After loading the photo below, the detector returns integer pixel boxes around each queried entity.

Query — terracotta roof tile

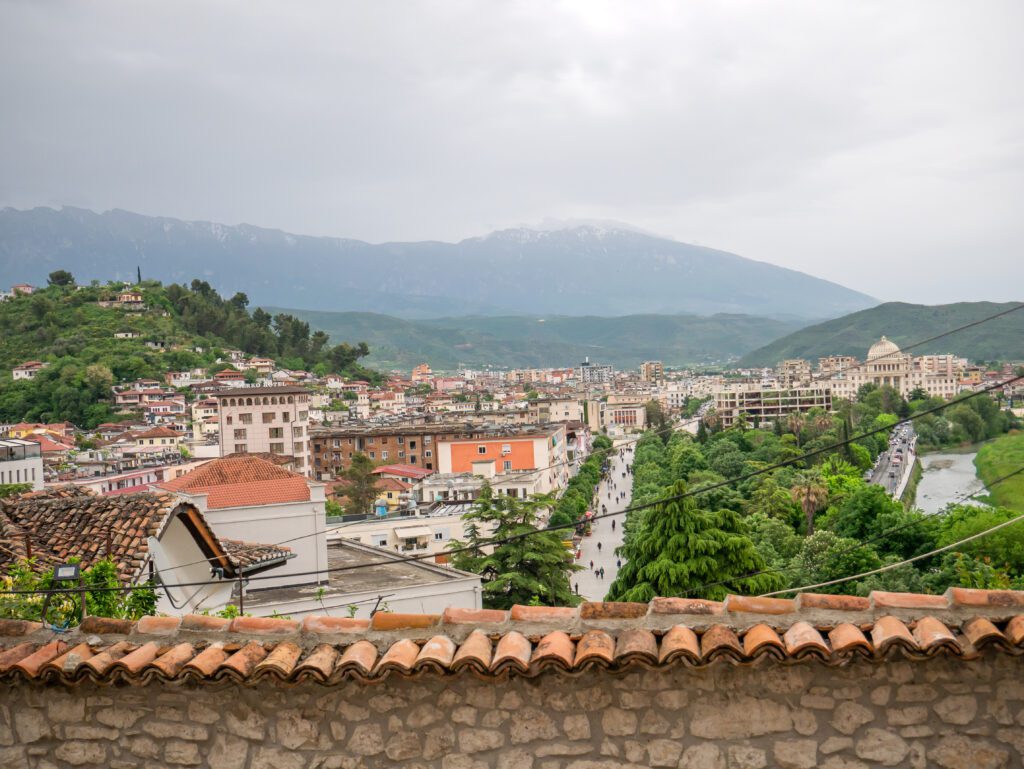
[782,622,830,659]
[872,591,947,610]
[533,631,575,670]
[725,595,795,615]
[451,630,492,673]
[650,596,724,615]
[797,593,870,611]
[159,455,311,509]
[5,590,1024,685]
[743,623,785,658]
[575,630,615,667]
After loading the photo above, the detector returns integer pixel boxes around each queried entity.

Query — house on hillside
[0,487,292,615]
[11,361,48,381]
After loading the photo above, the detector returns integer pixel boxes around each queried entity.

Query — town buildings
[575,357,614,384]
[212,385,312,477]
[11,361,47,381]
[823,337,963,401]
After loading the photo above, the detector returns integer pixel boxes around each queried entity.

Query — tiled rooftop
[159,455,311,509]
[2,589,1024,685]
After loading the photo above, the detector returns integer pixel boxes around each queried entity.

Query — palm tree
[785,413,806,446]
[790,470,829,535]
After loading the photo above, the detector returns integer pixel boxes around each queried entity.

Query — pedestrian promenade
[575,442,632,601]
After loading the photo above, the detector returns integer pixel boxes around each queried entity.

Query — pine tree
[605,480,783,601]
[338,452,379,516]
[449,485,581,608]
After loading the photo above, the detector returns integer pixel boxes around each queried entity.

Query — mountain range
[0,206,876,320]
[738,301,1024,367]
[261,309,811,369]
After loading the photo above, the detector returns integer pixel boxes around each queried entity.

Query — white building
[575,358,614,385]
[160,455,328,590]
[213,385,312,476]
[12,361,48,381]
[826,337,962,402]
[0,439,44,489]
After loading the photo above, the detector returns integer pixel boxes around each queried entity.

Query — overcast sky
[1,1,1021,303]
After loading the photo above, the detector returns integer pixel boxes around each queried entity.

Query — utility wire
[2,374,1019,598]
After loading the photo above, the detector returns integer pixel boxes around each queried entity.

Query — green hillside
[0,279,374,427]
[263,307,810,369]
[737,302,1024,368]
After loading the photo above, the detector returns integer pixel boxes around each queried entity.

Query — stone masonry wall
[2,654,1023,769]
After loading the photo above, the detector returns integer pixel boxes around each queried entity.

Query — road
[869,424,916,497]
[574,442,633,601]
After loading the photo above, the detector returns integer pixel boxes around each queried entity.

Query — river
[914,449,986,515]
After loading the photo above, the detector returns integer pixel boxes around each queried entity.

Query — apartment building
[575,357,614,384]
[713,384,833,428]
[436,423,568,494]
[639,361,665,382]
[213,385,312,477]
[311,423,478,480]
[0,438,44,490]
[777,359,812,386]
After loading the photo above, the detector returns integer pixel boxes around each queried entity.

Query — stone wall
[2,653,1022,769]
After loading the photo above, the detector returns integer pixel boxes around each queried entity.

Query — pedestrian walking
[590,560,594,570]
[597,542,602,552]
[575,583,579,594]
[611,520,615,531]
[600,567,605,579]
[616,559,621,569]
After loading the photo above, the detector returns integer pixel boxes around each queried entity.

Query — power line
[2,373,1018,598]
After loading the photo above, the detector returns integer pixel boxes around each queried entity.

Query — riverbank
[975,431,1024,512]
[913,447,986,515]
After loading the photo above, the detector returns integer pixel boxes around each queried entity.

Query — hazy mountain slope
[264,307,810,369]
[0,207,876,319]
[737,302,1024,367]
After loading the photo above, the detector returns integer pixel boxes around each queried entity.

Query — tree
[605,480,783,602]
[449,486,581,608]
[645,399,669,435]
[47,270,75,287]
[789,470,829,535]
[338,453,379,516]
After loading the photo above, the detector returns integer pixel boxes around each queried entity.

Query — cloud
[1,0,1021,303]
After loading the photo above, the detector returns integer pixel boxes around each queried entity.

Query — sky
[1,1,1022,304]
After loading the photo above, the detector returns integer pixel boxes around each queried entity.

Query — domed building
[826,336,962,401]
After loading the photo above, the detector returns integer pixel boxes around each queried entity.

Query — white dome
[867,336,902,361]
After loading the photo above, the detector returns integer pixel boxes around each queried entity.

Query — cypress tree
[605,480,783,602]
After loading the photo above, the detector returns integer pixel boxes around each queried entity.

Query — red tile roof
[159,455,311,509]
[377,478,411,492]
[3,589,1024,684]
[372,463,434,480]
[132,426,180,439]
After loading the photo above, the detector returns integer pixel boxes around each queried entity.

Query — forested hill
[737,301,1024,367]
[0,279,375,427]
[262,307,811,369]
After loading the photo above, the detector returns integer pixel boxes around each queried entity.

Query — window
[425,462,432,470]
[239,413,253,424]
[269,443,284,454]
[368,437,375,445]
[424,435,432,443]
[501,444,512,455]
[381,451,389,460]
[434,532,444,541]
[504,460,512,471]
[298,411,308,420]
[397,436,404,445]
[376,538,387,547]
[263,413,275,423]
[234,444,247,453]
[293,426,304,437]
[409,441,416,449]
[226,416,233,425]
[333,439,340,448]
[269,428,283,439]
[398,451,405,459]
[369,452,376,459]
[478,445,487,454]
[424,450,432,457]
[281,412,289,422]
[233,429,247,440]
[410,455,417,464]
